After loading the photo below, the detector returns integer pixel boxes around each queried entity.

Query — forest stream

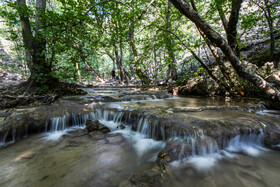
[1,88,280,187]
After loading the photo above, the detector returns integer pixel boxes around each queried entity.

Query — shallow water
[0,128,163,187]
[0,90,280,186]
[166,151,280,187]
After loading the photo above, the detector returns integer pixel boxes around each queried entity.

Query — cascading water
[44,112,95,141]
[170,129,267,171]
[135,116,165,140]
[0,125,17,147]
[1,92,280,187]
[226,129,265,157]
[42,108,167,159]
[0,104,271,171]
[0,131,8,147]
[169,129,223,171]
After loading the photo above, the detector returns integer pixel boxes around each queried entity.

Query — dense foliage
[0,0,279,97]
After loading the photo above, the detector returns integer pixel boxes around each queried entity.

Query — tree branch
[138,0,155,20]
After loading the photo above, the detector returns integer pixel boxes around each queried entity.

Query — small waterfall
[168,128,220,157]
[94,109,121,122]
[189,130,219,156]
[44,109,127,136]
[46,113,93,132]
[44,113,95,141]
[12,126,16,142]
[170,129,224,171]
[135,117,165,140]
[151,95,157,99]
[0,128,18,148]
[170,129,267,171]
[226,129,265,157]
[0,131,8,147]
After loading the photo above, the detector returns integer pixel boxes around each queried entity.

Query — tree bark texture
[226,0,242,57]
[17,0,52,87]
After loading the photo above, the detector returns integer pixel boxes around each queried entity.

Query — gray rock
[266,71,280,89]
[85,119,111,133]
[117,124,126,129]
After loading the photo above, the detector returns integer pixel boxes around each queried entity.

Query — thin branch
[138,0,155,20]
[152,24,230,91]
[55,0,131,42]
[85,0,131,15]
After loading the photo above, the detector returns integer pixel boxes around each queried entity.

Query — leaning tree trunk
[75,43,105,83]
[169,0,280,101]
[191,0,243,95]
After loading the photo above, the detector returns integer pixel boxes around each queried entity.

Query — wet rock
[117,124,126,129]
[119,95,152,101]
[85,119,111,134]
[126,166,167,187]
[0,108,48,143]
[157,140,192,163]
[95,95,118,102]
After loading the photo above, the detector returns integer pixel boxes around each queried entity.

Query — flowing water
[166,151,280,187]
[0,88,280,186]
[0,119,165,186]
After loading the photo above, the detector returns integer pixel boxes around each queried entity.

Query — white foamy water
[43,126,84,141]
[170,131,267,171]
[187,154,220,171]
[43,130,68,141]
[225,132,267,157]
[112,129,165,159]
[99,119,121,131]
[256,110,280,118]
[171,151,234,171]
[226,143,263,157]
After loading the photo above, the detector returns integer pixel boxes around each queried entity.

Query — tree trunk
[213,0,242,57]
[263,0,275,63]
[18,0,54,90]
[226,0,242,57]
[215,0,228,31]
[76,62,81,82]
[76,44,105,83]
[119,37,130,83]
[107,49,129,84]
[166,0,177,81]
[169,0,280,101]
[129,0,135,77]
[82,59,105,83]
[190,0,235,91]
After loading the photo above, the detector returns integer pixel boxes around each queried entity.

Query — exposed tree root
[0,79,86,109]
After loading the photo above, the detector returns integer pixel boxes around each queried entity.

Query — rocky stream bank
[0,88,280,186]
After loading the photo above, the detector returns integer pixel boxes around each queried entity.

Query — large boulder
[85,119,111,133]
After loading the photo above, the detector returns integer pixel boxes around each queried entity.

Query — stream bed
[0,88,280,186]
